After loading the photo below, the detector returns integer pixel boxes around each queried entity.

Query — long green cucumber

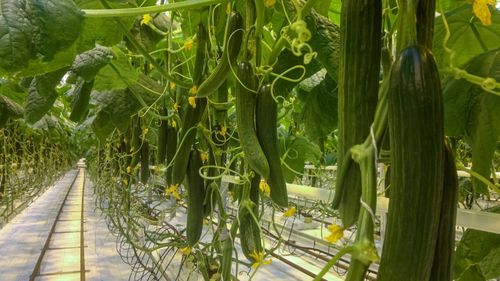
[130,117,142,170]
[186,149,205,246]
[170,23,208,187]
[378,45,445,281]
[238,198,262,261]
[196,12,243,98]
[140,139,150,184]
[429,141,458,281]
[256,84,288,207]
[235,61,269,179]
[165,124,177,186]
[333,0,382,228]
[416,0,436,49]
[157,105,168,164]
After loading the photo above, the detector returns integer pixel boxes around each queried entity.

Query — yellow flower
[141,14,153,26]
[283,206,296,218]
[264,0,276,8]
[200,151,209,163]
[188,96,196,108]
[259,180,271,196]
[189,85,198,95]
[126,166,132,174]
[170,83,176,90]
[173,102,181,112]
[142,128,149,137]
[180,246,191,256]
[171,120,177,128]
[165,184,181,200]
[123,178,129,186]
[219,125,228,136]
[249,251,272,269]
[325,224,344,243]
[184,38,194,50]
[472,0,495,26]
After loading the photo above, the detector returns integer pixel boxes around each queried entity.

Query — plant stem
[313,246,355,281]
[83,0,226,18]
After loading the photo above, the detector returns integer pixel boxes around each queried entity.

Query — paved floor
[0,170,131,281]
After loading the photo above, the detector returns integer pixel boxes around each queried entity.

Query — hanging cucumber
[238,198,262,261]
[256,84,288,207]
[416,0,436,49]
[429,141,458,281]
[157,105,168,164]
[235,61,269,179]
[196,12,243,98]
[333,0,382,228]
[170,23,208,187]
[130,117,142,170]
[186,149,205,246]
[165,124,177,186]
[378,45,445,281]
[140,139,150,184]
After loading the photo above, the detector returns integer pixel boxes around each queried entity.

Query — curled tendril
[481,77,497,91]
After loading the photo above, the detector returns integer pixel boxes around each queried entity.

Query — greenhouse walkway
[0,164,131,281]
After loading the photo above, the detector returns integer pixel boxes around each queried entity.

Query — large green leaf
[280,135,322,182]
[75,0,134,52]
[0,0,84,75]
[296,71,338,142]
[0,95,24,127]
[443,49,500,195]
[24,68,68,124]
[93,47,139,91]
[434,4,500,70]
[90,89,141,141]
[454,207,500,280]
[67,45,114,83]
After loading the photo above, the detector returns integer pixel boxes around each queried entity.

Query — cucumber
[235,61,269,179]
[238,198,262,261]
[170,23,208,187]
[416,0,436,49]
[165,124,177,186]
[429,141,458,281]
[378,45,445,281]
[140,139,150,184]
[130,117,142,170]
[186,149,205,246]
[196,12,243,98]
[333,0,382,228]
[256,84,288,207]
[157,105,168,164]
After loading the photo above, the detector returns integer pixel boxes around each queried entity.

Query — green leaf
[454,207,500,280]
[0,95,24,128]
[296,71,338,142]
[75,0,135,52]
[93,47,139,91]
[456,265,485,281]
[90,89,141,138]
[24,68,68,124]
[443,49,500,195]
[328,0,341,25]
[0,0,84,75]
[479,246,500,279]
[91,112,115,142]
[67,45,114,83]
[314,0,332,17]
[280,135,322,182]
[434,4,500,70]
[69,79,94,123]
